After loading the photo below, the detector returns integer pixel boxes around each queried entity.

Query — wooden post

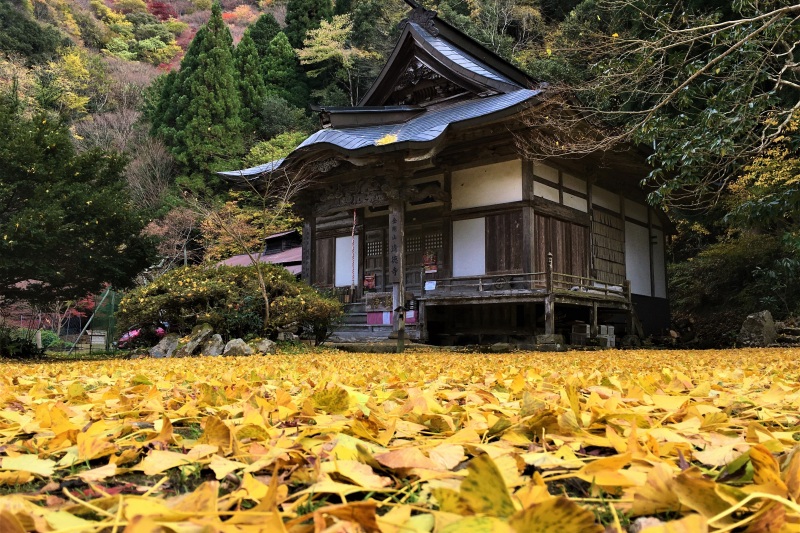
[590,301,598,337]
[545,252,554,335]
[624,279,633,335]
[417,265,427,343]
[301,217,315,284]
[389,199,405,346]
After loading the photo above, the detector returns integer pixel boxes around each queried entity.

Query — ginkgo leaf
[208,455,246,480]
[0,511,25,533]
[671,469,734,524]
[508,496,603,533]
[628,463,680,516]
[575,452,636,487]
[639,513,708,533]
[137,450,192,476]
[77,462,117,483]
[375,448,440,471]
[321,460,392,489]
[1,455,56,477]
[749,444,786,493]
[459,454,516,518]
[440,516,513,533]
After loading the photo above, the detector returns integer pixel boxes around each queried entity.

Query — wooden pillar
[389,199,405,339]
[419,265,428,342]
[590,301,598,337]
[522,160,535,275]
[301,216,315,284]
[545,252,554,335]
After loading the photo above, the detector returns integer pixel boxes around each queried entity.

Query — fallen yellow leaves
[1,348,800,531]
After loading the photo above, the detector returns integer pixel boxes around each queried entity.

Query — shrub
[117,264,342,341]
[0,327,44,359]
[669,232,800,346]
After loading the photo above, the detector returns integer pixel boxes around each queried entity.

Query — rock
[252,338,276,354]
[149,333,179,358]
[175,323,213,357]
[202,334,225,356]
[536,334,564,345]
[223,338,253,356]
[489,342,511,353]
[629,517,663,533]
[738,310,778,347]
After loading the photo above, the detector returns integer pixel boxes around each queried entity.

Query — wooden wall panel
[486,211,523,274]
[592,210,625,285]
[315,237,335,287]
[534,213,589,277]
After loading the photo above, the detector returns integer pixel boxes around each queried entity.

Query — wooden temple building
[221,1,671,345]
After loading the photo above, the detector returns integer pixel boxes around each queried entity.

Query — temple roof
[220,2,543,181]
[219,89,541,180]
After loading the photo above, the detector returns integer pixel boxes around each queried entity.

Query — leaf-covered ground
[1,348,800,532]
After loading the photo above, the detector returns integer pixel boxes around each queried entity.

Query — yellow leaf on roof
[375,133,398,146]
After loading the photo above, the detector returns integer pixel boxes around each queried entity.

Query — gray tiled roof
[409,22,520,88]
[220,89,539,178]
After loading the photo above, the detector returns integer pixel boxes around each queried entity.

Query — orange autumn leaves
[1,349,800,531]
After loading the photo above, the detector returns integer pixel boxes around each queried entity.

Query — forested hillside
[1,0,798,345]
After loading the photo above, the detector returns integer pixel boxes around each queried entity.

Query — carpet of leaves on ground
[1,348,800,532]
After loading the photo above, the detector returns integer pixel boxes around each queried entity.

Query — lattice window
[425,232,443,250]
[407,235,422,253]
[366,240,383,257]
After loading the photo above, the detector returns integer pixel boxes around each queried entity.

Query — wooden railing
[420,253,630,302]
[421,272,547,295]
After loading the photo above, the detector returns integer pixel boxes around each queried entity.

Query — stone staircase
[776,322,800,346]
[328,302,394,343]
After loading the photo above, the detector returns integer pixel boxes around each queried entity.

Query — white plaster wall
[335,235,359,287]
[563,173,587,194]
[453,218,486,276]
[624,198,648,223]
[625,222,651,296]
[451,160,522,210]
[533,182,560,203]
[533,162,559,183]
[592,187,620,212]
[652,228,667,298]
[563,192,587,212]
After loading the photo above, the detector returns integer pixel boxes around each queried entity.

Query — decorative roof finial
[399,6,439,36]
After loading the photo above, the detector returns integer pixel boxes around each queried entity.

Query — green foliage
[262,32,309,110]
[248,12,280,58]
[117,265,342,340]
[0,0,68,64]
[258,94,313,140]
[245,131,308,167]
[669,233,800,345]
[0,327,44,359]
[284,0,333,49]
[234,30,267,136]
[152,3,244,180]
[0,95,154,306]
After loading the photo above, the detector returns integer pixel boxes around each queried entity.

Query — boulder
[202,334,225,356]
[738,310,778,347]
[223,338,253,356]
[252,338,277,354]
[175,323,213,357]
[149,333,179,358]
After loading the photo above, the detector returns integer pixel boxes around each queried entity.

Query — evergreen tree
[151,3,243,186]
[235,30,268,137]
[150,26,208,150]
[179,2,244,175]
[248,13,281,59]
[263,32,309,110]
[0,95,154,305]
[284,0,333,49]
